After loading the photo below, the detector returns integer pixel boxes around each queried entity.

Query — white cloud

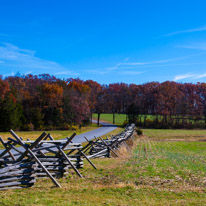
[164,25,206,37]
[179,43,206,51]
[24,71,33,75]
[2,72,15,77]
[193,73,206,79]
[174,74,195,81]
[124,57,130,61]
[0,43,78,76]
[104,58,179,72]
[104,55,194,72]
[174,73,206,81]
[87,54,198,76]
[121,58,179,66]
[105,62,123,72]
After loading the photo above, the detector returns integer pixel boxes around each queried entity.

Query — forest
[1,73,206,131]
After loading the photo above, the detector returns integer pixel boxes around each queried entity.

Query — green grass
[0,182,205,206]
[143,129,206,141]
[93,113,127,126]
[93,113,206,128]
[121,139,206,187]
[0,129,206,205]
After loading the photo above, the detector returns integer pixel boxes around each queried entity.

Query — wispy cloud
[87,54,202,76]
[179,43,206,51]
[105,62,123,72]
[24,71,33,75]
[102,54,199,73]
[2,71,33,77]
[104,57,179,72]
[174,74,195,81]
[193,73,206,79]
[2,72,15,77]
[124,57,130,61]
[121,58,180,66]
[164,25,206,37]
[0,43,78,77]
[174,73,206,81]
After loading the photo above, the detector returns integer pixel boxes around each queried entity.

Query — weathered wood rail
[87,124,135,159]
[0,124,135,190]
[0,131,88,189]
[0,159,36,190]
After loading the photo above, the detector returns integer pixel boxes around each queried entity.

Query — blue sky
[1,0,206,84]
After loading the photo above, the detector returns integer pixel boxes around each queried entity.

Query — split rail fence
[0,124,135,190]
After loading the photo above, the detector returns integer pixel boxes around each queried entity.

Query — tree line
[0,74,206,131]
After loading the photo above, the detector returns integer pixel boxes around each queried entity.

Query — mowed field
[128,137,206,192]
[93,113,127,126]
[0,117,205,205]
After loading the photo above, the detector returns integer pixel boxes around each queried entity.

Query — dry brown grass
[110,133,138,160]
[117,145,129,158]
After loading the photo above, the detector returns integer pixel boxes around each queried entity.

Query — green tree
[0,95,23,131]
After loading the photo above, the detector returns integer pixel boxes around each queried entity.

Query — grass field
[123,138,206,190]
[143,129,206,141]
[0,129,205,205]
[93,113,206,128]
[93,113,127,126]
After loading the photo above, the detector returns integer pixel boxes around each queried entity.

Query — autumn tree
[39,82,63,128]
[85,80,102,122]
[65,78,90,126]
[0,79,23,131]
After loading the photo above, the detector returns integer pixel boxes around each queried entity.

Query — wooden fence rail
[87,124,135,159]
[0,124,135,190]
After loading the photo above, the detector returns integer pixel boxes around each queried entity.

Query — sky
[1,0,206,84]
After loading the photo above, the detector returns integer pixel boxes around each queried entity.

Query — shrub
[123,120,128,127]
[71,125,78,131]
[21,123,34,131]
[60,123,69,130]
[136,128,143,136]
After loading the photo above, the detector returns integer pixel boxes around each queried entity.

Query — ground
[0,128,205,205]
